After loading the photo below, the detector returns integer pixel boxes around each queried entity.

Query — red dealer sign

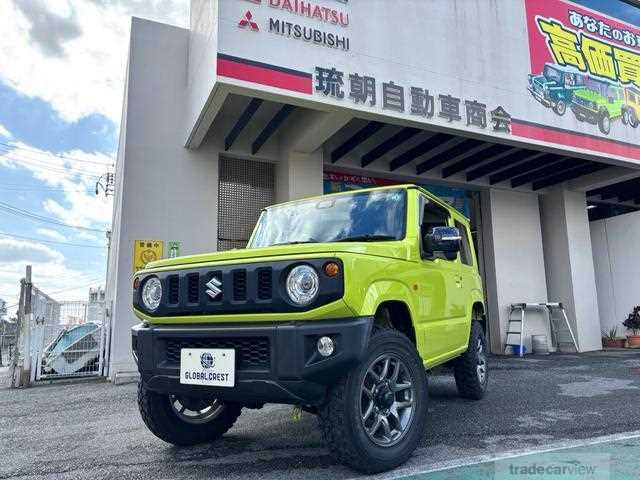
[520,0,640,160]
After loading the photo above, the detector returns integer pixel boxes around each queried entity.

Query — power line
[0,144,111,170]
[0,185,91,193]
[0,142,114,166]
[0,231,106,249]
[0,151,104,179]
[0,200,109,233]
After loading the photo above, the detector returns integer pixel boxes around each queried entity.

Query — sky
[0,0,188,315]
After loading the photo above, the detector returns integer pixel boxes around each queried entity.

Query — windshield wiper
[336,234,397,242]
[273,239,319,246]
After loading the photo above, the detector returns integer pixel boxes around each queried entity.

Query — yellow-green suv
[132,185,488,473]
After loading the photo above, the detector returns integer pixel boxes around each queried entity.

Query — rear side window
[455,220,473,266]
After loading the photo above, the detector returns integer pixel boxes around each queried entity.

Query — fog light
[317,336,335,357]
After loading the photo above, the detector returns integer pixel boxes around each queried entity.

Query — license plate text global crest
[180,348,235,387]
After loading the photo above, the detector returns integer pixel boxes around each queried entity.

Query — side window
[419,196,451,260]
[455,220,473,266]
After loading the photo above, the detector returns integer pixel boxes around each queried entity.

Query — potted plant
[623,306,640,348]
[602,326,626,348]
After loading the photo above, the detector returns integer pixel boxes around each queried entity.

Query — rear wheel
[318,329,428,473]
[454,320,489,400]
[137,382,242,446]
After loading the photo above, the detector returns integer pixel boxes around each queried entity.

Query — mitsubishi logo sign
[238,10,259,31]
[205,277,222,300]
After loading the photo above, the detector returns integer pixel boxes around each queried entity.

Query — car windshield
[543,65,562,83]
[249,189,406,248]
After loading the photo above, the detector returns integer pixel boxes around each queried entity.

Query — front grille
[187,273,199,303]
[134,259,343,316]
[168,275,179,304]
[233,270,247,301]
[165,337,270,369]
[257,268,272,300]
[573,95,590,107]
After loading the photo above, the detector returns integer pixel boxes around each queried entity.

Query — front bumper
[132,316,373,406]
[528,86,552,107]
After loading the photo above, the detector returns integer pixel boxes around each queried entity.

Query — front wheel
[318,329,428,473]
[454,321,489,400]
[553,100,566,116]
[137,382,242,446]
[598,111,611,135]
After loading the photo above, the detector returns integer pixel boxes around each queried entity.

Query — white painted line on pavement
[356,430,640,480]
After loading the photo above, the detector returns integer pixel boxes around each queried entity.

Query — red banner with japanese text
[521,0,640,159]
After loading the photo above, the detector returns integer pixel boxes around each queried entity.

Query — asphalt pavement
[1,350,639,479]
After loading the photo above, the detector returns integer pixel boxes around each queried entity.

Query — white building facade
[106,0,640,380]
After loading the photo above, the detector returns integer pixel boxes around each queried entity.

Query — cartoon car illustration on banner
[527,63,586,116]
[570,77,624,135]
[622,85,640,129]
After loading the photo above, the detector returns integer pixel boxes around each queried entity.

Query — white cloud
[0,238,63,264]
[0,142,113,229]
[36,228,67,241]
[0,239,104,316]
[0,0,188,123]
[0,124,12,138]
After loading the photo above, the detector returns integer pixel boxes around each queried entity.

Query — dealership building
[106,0,640,380]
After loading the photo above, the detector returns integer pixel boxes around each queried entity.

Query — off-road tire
[137,382,242,446]
[454,321,489,400]
[553,100,566,116]
[318,329,428,473]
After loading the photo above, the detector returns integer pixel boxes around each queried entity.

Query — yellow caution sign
[134,240,163,272]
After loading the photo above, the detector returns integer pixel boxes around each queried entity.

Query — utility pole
[11,265,32,388]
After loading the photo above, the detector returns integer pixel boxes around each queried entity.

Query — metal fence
[9,267,108,387]
[31,294,107,381]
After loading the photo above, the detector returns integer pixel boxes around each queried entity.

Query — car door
[416,195,467,362]
[453,219,480,349]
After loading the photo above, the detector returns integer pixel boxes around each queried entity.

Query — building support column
[540,187,601,352]
[276,149,324,203]
[481,189,549,354]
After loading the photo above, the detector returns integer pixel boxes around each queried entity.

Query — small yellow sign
[134,240,163,272]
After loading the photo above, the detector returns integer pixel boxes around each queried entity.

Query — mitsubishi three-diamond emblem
[205,277,222,300]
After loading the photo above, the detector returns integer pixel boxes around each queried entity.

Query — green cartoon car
[571,76,624,134]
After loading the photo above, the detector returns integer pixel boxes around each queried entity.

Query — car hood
[142,241,412,271]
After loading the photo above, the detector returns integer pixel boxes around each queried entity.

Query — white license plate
[179,348,235,387]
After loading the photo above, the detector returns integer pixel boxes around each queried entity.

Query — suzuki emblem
[205,277,222,300]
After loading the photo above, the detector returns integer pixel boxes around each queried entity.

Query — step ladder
[504,302,580,357]
[505,304,525,357]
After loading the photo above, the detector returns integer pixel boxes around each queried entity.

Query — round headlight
[286,265,319,306]
[141,277,162,311]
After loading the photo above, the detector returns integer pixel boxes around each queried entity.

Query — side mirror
[608,96,614,104]
[424,226,461,261]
